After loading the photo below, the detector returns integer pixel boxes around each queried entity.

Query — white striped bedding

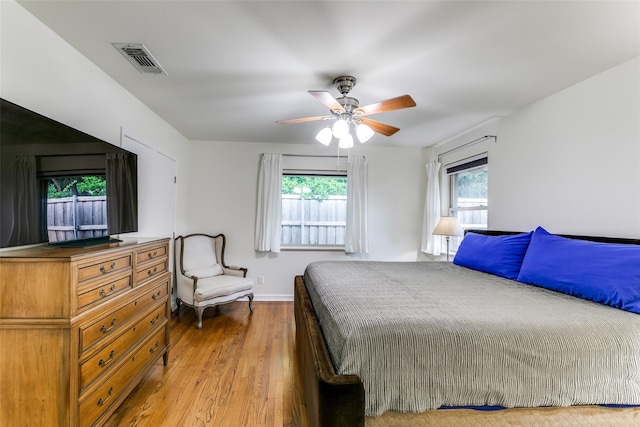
[303,261,640,417]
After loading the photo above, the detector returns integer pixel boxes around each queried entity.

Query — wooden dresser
[0,238,171,427]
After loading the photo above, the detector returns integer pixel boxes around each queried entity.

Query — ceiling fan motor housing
[333,76,357,95]
[336,96,359,113]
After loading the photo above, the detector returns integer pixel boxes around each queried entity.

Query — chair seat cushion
[194,274,254,302]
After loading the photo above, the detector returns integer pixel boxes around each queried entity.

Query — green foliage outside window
[456,169,487,199]
[47,176,107,198]
[282,175,346,202]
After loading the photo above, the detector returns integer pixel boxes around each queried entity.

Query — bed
[293,229,640,427]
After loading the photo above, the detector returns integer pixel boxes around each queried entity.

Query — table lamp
[432,216,464,261]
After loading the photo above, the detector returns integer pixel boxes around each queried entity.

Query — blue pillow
[517,227,640,314]
[453,231,533,280]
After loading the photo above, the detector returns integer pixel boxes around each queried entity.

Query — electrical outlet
[258,275,264,284]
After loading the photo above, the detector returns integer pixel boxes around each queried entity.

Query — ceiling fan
[277,76,416,148]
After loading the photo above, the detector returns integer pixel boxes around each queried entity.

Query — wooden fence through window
[281,195,346,245]
[47,196,108,242]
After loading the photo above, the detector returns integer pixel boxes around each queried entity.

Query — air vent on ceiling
[112,43,167,75]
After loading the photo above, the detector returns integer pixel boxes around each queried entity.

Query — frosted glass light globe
[332,119,349,139]
[315,127,332,146]
[338,133,354,149]
[356,124,374,143]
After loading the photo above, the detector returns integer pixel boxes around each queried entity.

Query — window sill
[281,245,344,252]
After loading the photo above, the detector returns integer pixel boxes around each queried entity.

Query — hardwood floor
[104,301,298,427]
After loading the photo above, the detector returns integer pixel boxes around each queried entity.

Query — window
[281,174,347,247]
[45,175,108,243]
[447,156,488,237]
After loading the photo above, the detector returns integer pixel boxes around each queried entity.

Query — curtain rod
[282,154,357,159]
[437,135,497,158]
[283,169,347,174]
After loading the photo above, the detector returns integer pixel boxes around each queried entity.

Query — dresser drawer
[80,276,169,352]
[135,243,167,265]
[136,258,168,285]
[77,275,133,312]
[78,255,132,283]
[79,328,166,427]
[79,303,167,391]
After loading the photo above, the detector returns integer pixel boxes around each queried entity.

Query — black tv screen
[0,98,138,249]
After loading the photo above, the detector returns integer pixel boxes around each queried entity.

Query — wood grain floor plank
[104,301,297,427]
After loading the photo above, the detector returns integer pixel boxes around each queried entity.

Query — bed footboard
[294,275,365,427]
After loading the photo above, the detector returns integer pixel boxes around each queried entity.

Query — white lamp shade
[356,123,374,143]
[338,133,354,149]
[315,127,333,146]
[332,119,349,138]
[432,216,463,237]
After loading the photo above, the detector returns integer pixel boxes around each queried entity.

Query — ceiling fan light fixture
[356,123,374,143]
[315,127,333,146]
[276,76,416,147]
[338,133,354,149]
[332,118,349,139]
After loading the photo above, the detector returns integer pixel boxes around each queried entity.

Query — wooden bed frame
[293,231,640,427]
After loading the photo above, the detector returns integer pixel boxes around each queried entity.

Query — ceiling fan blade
[361,118,400,136]
[356,94,416,116]
[309,90,345,112]
[276,116,332,125]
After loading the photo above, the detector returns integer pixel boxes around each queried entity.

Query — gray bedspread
[303,261,640,417]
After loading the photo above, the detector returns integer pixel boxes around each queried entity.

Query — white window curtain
[345,155,368,254]
[254,153,282,253]
[421,159,442,254]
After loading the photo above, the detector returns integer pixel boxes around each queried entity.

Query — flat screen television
[0,98,138,249]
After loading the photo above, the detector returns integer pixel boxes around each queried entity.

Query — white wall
[0,0,190,242]
[434,57,640,239]
[185,141,425,299]
[491,57,640,238]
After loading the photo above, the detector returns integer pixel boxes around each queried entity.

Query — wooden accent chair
[175,233,254,328]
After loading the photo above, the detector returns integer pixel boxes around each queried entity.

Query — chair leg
[196,306,204,329]
[248,294,254,313]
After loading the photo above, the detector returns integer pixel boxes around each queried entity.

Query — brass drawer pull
[147,266,158,276]
[99,284,117,298]
[97,387,113,407]
[150,314,160,325]
[151,290,162,301]
[100,262,116,274]
[98,350,116,368]
[100,318,117,334]
[147,250,158,259]
[149,341,160,353]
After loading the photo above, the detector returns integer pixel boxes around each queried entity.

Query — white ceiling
[16,1,640,148]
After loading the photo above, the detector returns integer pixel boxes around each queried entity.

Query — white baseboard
[171,294,293,312]
[253,294,294,302]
